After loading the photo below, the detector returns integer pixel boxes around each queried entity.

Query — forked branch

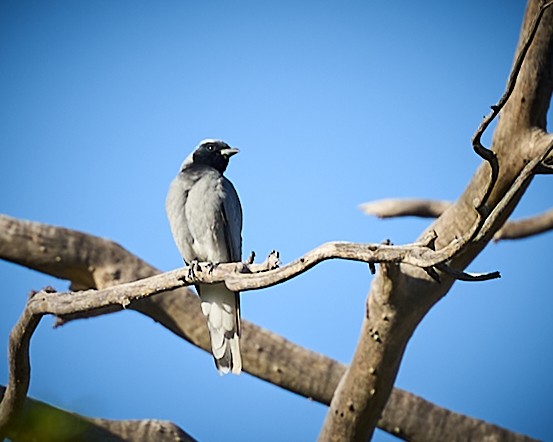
[319,1,553,440]
[0,214,533,442]
[0,231,502,436]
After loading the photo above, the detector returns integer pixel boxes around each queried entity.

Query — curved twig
[474,139,553,243]
[0,306,41,437]
[27,240,498,320]
[436,263,500,282]
[471,0,553,210]
[468,0,553,221]
[226,240,500,291]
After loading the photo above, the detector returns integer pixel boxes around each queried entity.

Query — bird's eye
[207,144,214,151]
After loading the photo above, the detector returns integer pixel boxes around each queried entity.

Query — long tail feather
[199,283,242,375]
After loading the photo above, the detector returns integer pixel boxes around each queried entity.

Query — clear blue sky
[1,1,552,441]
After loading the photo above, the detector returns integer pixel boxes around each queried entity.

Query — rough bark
[379,388,538,442]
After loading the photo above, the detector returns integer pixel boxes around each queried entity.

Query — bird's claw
[206,262,217,274]
[186,259,200,280]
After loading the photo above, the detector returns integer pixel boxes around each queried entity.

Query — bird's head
[182,139,239,174]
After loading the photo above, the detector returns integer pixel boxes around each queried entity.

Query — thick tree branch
[321,138,553,440]
[0,214,532,441]
[379,388,538,442]
[472,0,553,148]
[0,224,502,435]
[472,139,553,244]
[0,386,196,442]
[319,1,553,440]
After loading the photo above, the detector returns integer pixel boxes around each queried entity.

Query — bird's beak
[221,147,239,157]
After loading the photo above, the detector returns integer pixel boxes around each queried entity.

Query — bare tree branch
[379,388,538,442]
[0,386,196,442]
[470,0,553,189]
[359,199,451,219]
[319,0,553,440]
[0,220,503,436]
[320,137,553,440]
[0,214,343,419]
[361,199,553,243]
[494,208,553,240]
[0,214,533,441]
[0,306,40,436]
[473,139,553,244]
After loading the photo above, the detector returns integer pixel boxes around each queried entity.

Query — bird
[166,139,243,375]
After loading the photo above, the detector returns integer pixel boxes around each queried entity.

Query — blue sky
[1,1,552,441]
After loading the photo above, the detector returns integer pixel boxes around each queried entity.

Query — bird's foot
[206,262,218,274]
[186,259,200,280]
[240,250,280,273]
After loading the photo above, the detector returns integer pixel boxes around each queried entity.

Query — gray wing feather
[221,177,242,262]
[166,172,195,262]
[167,168,241,264]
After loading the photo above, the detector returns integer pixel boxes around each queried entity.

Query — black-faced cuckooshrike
[166,139,242,375]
